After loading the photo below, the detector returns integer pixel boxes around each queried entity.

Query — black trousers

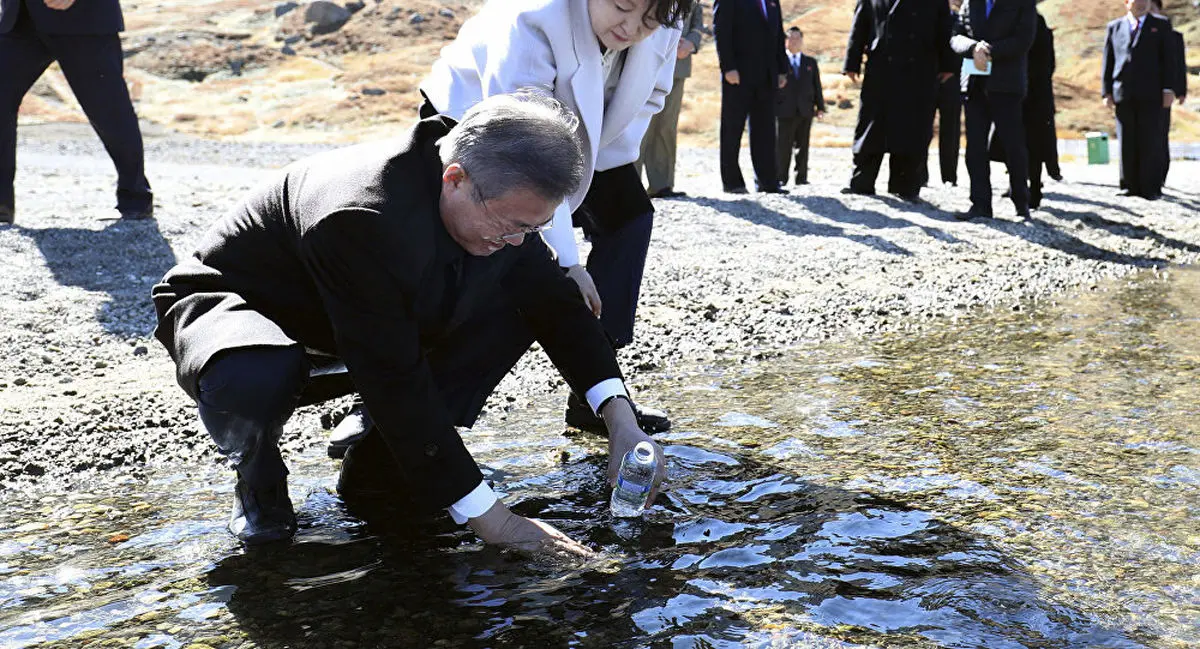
[848,111,924,197]
[1162,107,1172,184]
[719,80,780,192]
[964,89,1029,214]
[584,209,653,349]
[1115,99,1165,198]
[0,10,151,211]
[195,296,534,492]
[935,79,962,184]
[776,115,813,184]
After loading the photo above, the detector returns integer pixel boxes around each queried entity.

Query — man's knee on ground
[197,345,309,424]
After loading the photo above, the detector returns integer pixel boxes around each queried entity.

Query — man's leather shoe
[0,205,13,225]
[724,186,748,195]
[229,475,296,545]
[955,208,992,221]
[649,187,687,199]
[1142,192,1162,201]
[840,186,875,196]
[327,405,373,459]
[1015,207,1031,218]
[1116,189,1136,197]
[564,392,671,434]
[891,191,923,204]
[120,205,154,220]
[760,186,789,194]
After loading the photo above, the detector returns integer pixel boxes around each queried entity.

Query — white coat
[420,0,681,267]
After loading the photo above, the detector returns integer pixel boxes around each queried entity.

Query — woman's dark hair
[646,0,695,29]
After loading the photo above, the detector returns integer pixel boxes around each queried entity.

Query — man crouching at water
[151,93,666,555]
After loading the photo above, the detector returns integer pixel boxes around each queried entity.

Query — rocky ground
[2,121,1199,494]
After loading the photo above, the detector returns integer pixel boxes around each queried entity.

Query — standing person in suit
[152,94,666,551]
[0,0,152,224]
[933,0,964,187]
[951,0,1037,220]
[713,0,789,194]
[325,0,688,449]
[1149,0,1187,184]
[776,27,825,187]
[1102,0,1177,200]
[1023,10,1058,208]
[638,0,705,199]
[842,0,956,202]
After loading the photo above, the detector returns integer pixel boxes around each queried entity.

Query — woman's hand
[565,264,602,317]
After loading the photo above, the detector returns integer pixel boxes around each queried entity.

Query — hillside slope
[15,0,1200,145]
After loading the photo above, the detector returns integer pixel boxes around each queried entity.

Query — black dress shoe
[760,186,789,194]
[724,186,749,194]
[649,188,687,199]
[891,191,924,204]
[0,204,12,225]
[327,405,373,459]
[1048,171,1063,182]
[337,430,405,501]
[1142,192,1162,201]
[840,186,875,196]
[1116,189,1136,197]
[794,179,809,185]
[954,208,992,221]
[119,205,154,220]
[229,475,296,545]
[1015,207,1031,218]
[565,392,671,435]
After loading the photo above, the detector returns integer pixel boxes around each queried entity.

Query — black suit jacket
[1169,28,1187,99]
[0,0,124,35]
[950,0,1037,96]
[777,53,825,118]
[843,0,955,154]
[713,0,788,87]
[1102,14,1177,104]
[152,116,622,510]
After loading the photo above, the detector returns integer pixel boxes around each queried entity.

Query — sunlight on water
[2,268,1199,648]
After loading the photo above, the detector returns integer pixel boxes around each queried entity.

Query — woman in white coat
[419,0,689,433]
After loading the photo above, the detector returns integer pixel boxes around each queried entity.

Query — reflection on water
[3,268,1200,648]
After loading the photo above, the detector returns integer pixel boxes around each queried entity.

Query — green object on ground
[1086,132,1110,165]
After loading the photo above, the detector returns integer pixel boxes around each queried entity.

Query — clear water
[2,267,1199,648]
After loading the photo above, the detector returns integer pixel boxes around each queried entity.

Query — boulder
[304,1,352,35]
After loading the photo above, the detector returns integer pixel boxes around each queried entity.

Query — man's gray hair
[438,92,585,204]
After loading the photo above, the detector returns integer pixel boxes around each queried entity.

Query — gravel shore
[2,122,1198,492]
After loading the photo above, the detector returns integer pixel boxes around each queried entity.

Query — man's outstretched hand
[469,500,594,558]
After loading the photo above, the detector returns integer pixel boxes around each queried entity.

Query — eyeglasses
[481,218,553,245]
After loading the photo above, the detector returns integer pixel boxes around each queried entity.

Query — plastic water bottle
[610,441,658,517]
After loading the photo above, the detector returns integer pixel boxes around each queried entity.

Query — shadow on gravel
[975,214,1169,267]
[15,218,177,337]
[1039,204,1200,256]
[691,196,914,256]
[1040,189,1142,219]
[798,195,965,245]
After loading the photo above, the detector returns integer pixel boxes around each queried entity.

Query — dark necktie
[1130,18,1141,42]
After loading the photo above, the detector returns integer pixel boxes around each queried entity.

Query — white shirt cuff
[585,378,628,416]
[543,201,580,268]
[447,481,498,524]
